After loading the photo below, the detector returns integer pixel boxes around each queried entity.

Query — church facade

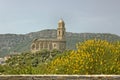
[31,19,66,52]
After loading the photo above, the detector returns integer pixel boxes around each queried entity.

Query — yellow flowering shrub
[46,39,120,74]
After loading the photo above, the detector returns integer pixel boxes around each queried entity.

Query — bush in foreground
[46,39,120,74]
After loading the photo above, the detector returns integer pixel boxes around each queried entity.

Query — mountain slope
[0,29,120,57]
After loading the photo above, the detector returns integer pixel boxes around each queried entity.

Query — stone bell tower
[57,19,66,40]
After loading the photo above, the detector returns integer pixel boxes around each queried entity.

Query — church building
[31,19,66,52]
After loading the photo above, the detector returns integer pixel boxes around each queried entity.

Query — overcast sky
[0,0,120,35]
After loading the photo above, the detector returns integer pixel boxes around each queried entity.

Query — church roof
[33,38,66,42]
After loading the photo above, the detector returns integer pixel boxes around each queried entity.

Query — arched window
[32,44,35,50]
[54,44,56,47]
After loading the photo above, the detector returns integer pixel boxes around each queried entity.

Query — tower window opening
[59,31,60,35]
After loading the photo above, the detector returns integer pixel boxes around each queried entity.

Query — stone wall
[0,75,119,80]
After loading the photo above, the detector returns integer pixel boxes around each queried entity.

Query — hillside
[0,29,120,57]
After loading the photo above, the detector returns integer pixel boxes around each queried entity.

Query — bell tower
[57,19,66,40]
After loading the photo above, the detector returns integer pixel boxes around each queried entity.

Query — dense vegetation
[0,29,120,57]
[46,39,120,74]
[0,39,120,74]
[0,49,61,74]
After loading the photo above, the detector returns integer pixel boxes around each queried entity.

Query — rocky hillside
[0,29,120,57]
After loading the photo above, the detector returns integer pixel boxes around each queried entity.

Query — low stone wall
[0,75,119,80]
